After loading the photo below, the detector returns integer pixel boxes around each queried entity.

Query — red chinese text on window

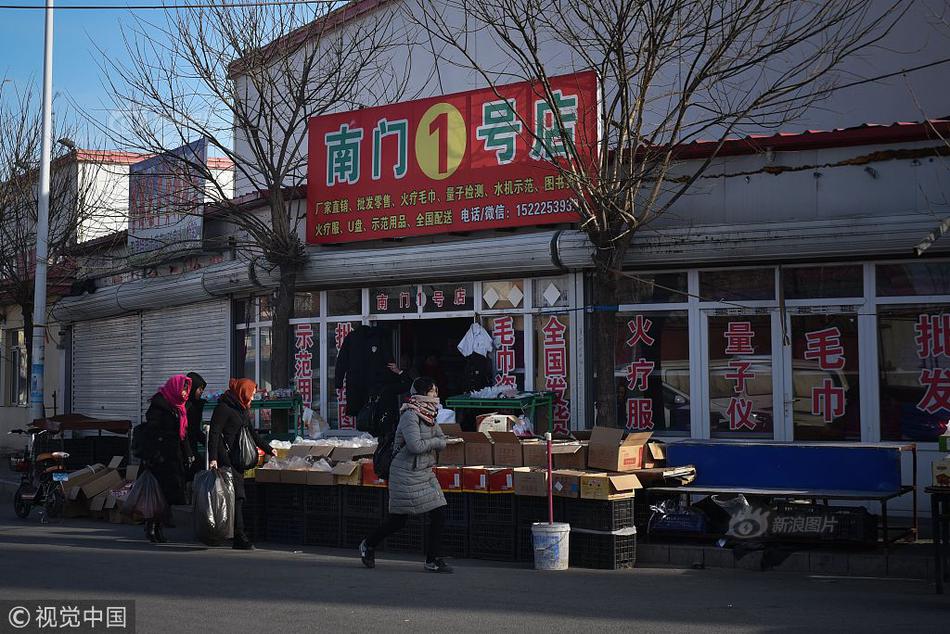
[624,315,656,431]
[918,368,950,415]
[493,316,516,347]
[399,292,412,309]
[811,377,846,423]
[493,316,517,387]
[915,313,950,359]
[433,291,445,308]
[334,322,353,351]
[626,315,655,347]
[724,321,755,355]
[726,397,756,431]
[724,360,754,394]
[625,359,654,391]
[294,324,315,408]
[337,382,355,430]
[376,292,389,312]
[454,287,467,306]
[803,326,846,370]
[626,398,653,432]
[542,316,570,434]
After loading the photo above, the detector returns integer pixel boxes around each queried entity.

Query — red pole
[546,432,553,524]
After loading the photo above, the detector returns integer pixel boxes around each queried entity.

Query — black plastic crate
[304,513,341,547]
[265,512,305,544]
[437,525,469,559]
[469,522,518,561]
[263,484,305,513]
[562,498,635,532]
[385,516,426,553]
[569,531,637,570]
[470,493,516,526]
[517,524,535,562]
[516,496,563,526]
[443,492,469,528]
[93,435,129,463]
[304,486,341,516]
[342,487,385,519]
[342,515,382,549]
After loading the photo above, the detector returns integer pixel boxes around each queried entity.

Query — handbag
[355,395,379,433]
[226,425,259,471]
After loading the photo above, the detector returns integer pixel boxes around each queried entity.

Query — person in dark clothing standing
[142,374,192,543]
[334,325,394,416]
[208,378,274,550]
[373,364,412,438]
[185,372,207,476]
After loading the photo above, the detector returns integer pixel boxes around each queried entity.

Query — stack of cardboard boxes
[255,443,371,487]
[61,456,141,523]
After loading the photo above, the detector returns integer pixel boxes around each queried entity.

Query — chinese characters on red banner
[804,326,846,423]
[335,323,355,429]
[294,324,315,409]
[624,316,655,431]
[493,316,517,387]
[724,321,757,431]
[915,313,950,415]
[541,316,570,434]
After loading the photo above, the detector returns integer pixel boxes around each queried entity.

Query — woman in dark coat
[142,374,192,543]
[208,378,274,550]
[185,372,208,476]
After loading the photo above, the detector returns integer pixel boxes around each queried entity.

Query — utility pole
[30,0,54,423]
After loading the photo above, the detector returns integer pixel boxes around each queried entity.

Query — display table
[204,397,304,437]
[445,392,555,432]
[927,486,950,594]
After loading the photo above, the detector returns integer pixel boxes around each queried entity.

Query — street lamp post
[30,0,54,423]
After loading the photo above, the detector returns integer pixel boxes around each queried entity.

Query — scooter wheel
[43,484,65,522]
[13,484,31,519]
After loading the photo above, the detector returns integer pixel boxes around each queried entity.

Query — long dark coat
[334,325,394,415]
[207,394,271,500]
[143,393,190,507]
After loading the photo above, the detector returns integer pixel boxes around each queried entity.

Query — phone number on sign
[516,198,578,217]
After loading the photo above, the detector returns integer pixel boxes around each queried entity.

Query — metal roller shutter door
[71,315,142,421]
[140,300,230,414]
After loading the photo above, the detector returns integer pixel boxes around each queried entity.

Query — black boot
[145,520,158,543]
[153,523,168,544]
[233,532,255,551]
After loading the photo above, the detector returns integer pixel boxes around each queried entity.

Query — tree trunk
[269,267,297,434]
[592,265,619,428]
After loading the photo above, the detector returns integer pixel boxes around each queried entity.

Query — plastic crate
[343,487,385,519]
[570,530,637,570]
[304,513,341,547]
[443,492,469,528]
[342,515,382,549]
[562,498,635,532]
[470,494,516,526]
[515,496,563,526]
[265,512,305,544]
[469,522,518,561]
[385,516,426,553]
[769,504,878,544]
[93,435,129,463]
[517,524,535,563]
[436,525,469,559]
[263,484,305,513]
[304,486,341,516]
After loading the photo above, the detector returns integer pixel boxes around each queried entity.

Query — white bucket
[531,522,570,571]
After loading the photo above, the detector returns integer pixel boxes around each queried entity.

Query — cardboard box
[460,431,494,466]
[521,440,547,467]
[476,413,518,433]
[255,468,282,483]
[580,472,642,500]
[553,442,588,470]
[434,466,463,492]
[438,424,466,465]
[280,469,311,485]
[80,469,124,500]
[551,469,584,498]
[645,441,666,468]
[490,432,525,467]
[63,464,107,499]
[586,427,651,472]
[331,446,376,462]
[361,460,387,487]
[462,466,514,493]
[124,465,139,481]
[287,444,334,460]
[933,456,950,488]
[513,467,548,497]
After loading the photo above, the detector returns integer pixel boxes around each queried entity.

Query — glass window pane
[327,289,362,316]
[791,314,860,441]
[700,269,775,301]
[233,297,252,325]
[484,315,526,390]
[615,312,690,436]
[293,292,320,319]
[482,280,525,310]
[15,329,27,406]
[784,266,863,299]
[535,314,571,433]
[708,315,774,438]
[370,285,416,314]
[421,283,474,313]
[877,262,950,297]
[260,327,272,393]
[258,295,273,321]
[291,323,319,411]
[535,277,569,308]
[328,322,360,429]
[879,305,950,441]
[235,330,255,382]
[617,272,688,304]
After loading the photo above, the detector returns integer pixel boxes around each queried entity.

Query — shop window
[614,312,690,435]
[534,314,571,433]
[235,329,255,382]
[291,323,319,412]
[879,305,950,442]
[877,262,950,297]
[708,315,774,438]
[483,315,526,390]
[482,280,525,310]
[790,314,860,441]
[328,322,360,429]
[784,266,863,299]
[293,293,320,319]
[535,277,569,309]
[371,285,417,314]
[700,269,775,301]
[233,297,254,325]
[6,330,27,407]
[421,283,474,313]
[258,295,274,321]
[617,272,688,304]
[327,289,362,316]
[259,327,273,393]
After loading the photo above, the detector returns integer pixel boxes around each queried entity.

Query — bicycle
[9,427,70,523]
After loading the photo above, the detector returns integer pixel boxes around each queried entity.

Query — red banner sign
[307,71,598,243]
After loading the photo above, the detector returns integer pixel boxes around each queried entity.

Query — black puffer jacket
[207,393,272,500]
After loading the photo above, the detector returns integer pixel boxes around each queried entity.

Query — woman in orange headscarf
[208,378,275,550]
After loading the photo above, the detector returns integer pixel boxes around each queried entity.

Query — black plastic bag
[192,468,235,546]
[121,469,167,519]
[231,426,259,472]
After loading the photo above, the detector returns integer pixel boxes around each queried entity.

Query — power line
[0,1,339,10]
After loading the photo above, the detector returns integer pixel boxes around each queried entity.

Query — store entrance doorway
[396,317,472,400]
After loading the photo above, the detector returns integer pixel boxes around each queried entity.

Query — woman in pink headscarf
[141,374,192,543]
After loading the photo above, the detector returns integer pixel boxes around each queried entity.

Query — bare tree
[0,81,108,382]
[97,2,408,430]
[414,0,908,427]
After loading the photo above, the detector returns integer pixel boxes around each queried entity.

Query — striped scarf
[401,395,440,426]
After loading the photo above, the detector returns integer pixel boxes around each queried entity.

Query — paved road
[0,508,946,633]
